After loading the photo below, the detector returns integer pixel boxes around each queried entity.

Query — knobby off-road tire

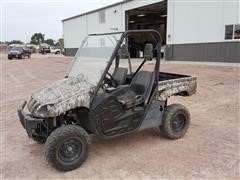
[160,104,190,139]
[44,125,90,171]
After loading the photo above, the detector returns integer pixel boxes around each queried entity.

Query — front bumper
[9,54,20,58]
[17,101,44,137]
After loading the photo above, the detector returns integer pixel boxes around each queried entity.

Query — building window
[234,24,240,39]
[99,10,106,24]
[225,24,240,40]
[225,25,233,40]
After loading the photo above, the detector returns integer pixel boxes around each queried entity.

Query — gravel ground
[0,54,239,179]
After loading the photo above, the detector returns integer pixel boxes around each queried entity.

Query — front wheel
[160,104,190,139]
[44,125,90,171]
[19,54,24,59]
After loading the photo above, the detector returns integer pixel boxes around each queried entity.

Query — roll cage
[90,29,163,103]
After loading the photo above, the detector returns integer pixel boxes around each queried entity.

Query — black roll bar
[91,29,163,103]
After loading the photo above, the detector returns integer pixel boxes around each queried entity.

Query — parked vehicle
[18,30,197,171]
[50,46,61,54]
[39,43,61,54]
[8,46,31,60]
[39,43,50,54]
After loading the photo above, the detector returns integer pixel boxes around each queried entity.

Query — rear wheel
[44,125,90,171]
[160,104,190,139]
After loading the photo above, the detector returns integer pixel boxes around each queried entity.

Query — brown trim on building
[65,48,78,56]
[166,41,240,63]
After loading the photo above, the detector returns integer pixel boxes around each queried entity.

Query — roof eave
[62,0,133,22]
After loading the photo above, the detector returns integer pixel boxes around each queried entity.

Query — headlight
[38,105,48,115]
[38,104,54,116]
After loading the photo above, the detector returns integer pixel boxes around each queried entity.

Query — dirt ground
[0,54,239,179]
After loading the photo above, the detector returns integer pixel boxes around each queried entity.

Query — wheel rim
[171,114,186,132]
[58,137,83,163]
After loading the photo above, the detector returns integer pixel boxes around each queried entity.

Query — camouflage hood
[27,74,94,118]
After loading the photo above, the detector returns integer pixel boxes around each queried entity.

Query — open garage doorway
[125,0,167,58]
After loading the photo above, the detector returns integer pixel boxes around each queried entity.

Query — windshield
[66,33,122,85]
[11,47,23,51]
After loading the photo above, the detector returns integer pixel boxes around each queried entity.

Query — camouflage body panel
[27,74,94,118]
[156,77,197,101]
[27,73,196,118]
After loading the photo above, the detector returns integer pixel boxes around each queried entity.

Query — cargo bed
[157,72,197,100]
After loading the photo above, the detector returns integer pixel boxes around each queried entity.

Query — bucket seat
[116,70,155,109]
[112,43,155,109]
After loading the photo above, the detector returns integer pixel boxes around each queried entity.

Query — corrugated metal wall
[166,42,240,63]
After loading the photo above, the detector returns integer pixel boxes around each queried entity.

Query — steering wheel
[102,72,118,88]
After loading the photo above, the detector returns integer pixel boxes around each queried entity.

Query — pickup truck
[50,46,61,54]
[39,45,61,54]
[18,30,197,171]
[8,46,31,60]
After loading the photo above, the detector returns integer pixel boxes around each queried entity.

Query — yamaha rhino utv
[18,30,197,171]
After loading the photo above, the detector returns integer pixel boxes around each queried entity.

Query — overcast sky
[1,0,122,43]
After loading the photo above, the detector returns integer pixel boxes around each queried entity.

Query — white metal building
[62,0,240,62]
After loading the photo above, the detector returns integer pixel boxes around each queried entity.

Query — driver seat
[112,67,128,86]
[116,70,155,109]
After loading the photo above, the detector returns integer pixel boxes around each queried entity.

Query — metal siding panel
[196,44,202,61]
[166,42,240,63]
[65,48,78,56]
[207,43,216,61]
[65,42,239,62]
[202,43,208,61]
[226,43,232,61]
[190,44,197,61]
[219,43,225,62]
[231,42,240,62]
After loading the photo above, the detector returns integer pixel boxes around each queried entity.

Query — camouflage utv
[18,30,197,171]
